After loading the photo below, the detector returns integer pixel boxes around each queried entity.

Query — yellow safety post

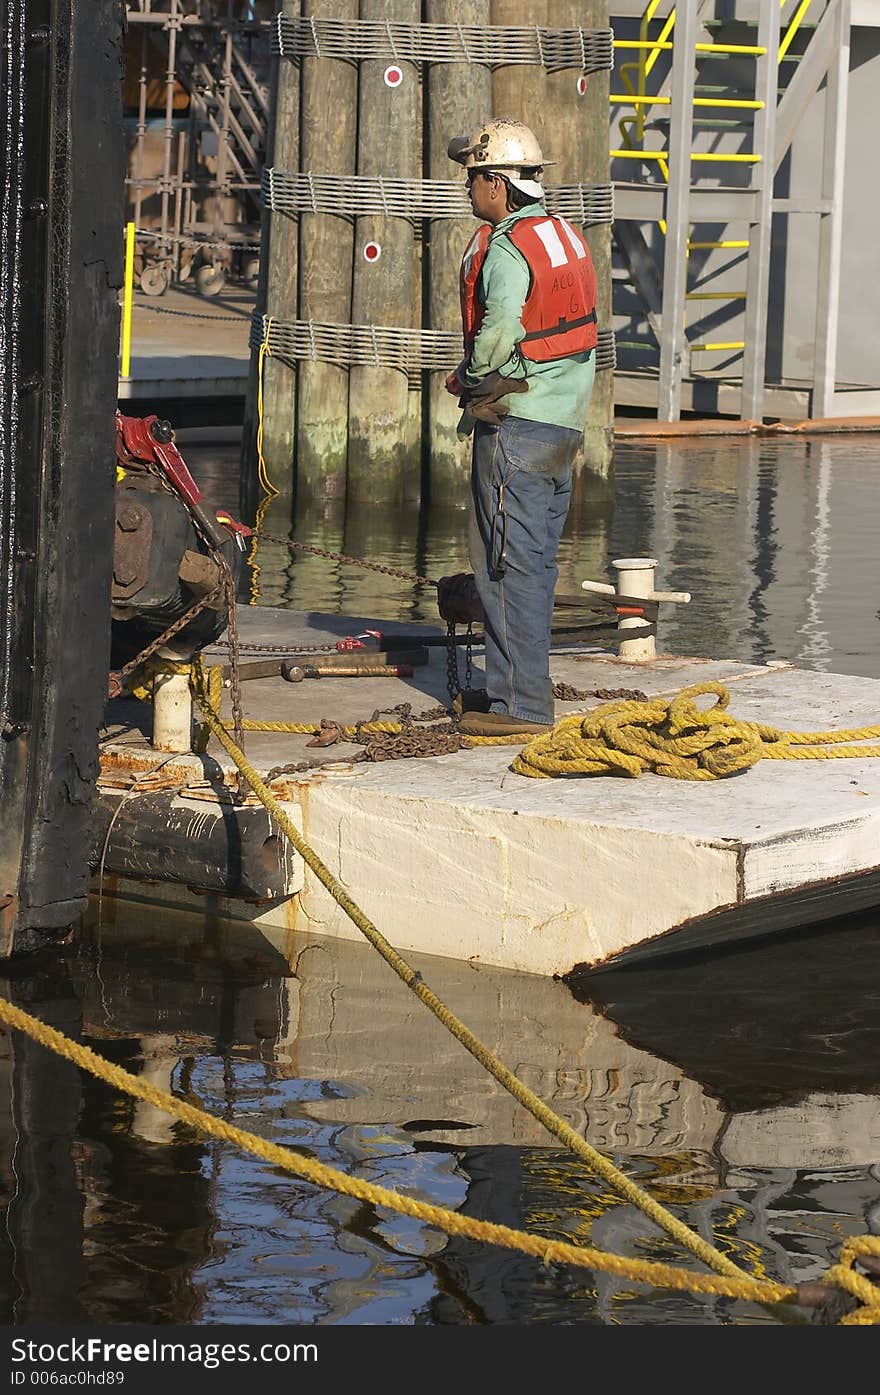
[120,220,135,378]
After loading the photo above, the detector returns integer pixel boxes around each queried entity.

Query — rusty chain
[445,620,461,702]
[361,726,463,761]
[255,530,484,705]
[356,702,464,761]
[119,586,223,683]
[217,553,245,755]
[552,682,649,702]
[256,531,439,588]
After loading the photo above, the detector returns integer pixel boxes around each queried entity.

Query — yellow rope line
[512,682,880,780]
[194,664,533,746]
[256,317,280,499]
[0,990,816,1309]
[188,658,766,1287]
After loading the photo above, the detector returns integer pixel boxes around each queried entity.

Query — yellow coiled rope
[513,681,880,780]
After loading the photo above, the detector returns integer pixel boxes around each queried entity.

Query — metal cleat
[581,558,691,660]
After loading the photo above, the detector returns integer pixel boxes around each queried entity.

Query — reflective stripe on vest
[504,215,598,362]
[458,214,598,362]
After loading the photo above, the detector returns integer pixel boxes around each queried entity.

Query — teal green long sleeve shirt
[459,202,596,437]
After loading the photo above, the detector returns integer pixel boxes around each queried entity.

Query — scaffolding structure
[124,1,274,296]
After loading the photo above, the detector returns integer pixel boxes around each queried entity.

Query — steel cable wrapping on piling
[249,312,616,385]
[262,168,614,224]
[273,15,614,72]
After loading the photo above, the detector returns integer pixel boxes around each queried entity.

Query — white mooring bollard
[581,557,691,661]
[151,644,194,752]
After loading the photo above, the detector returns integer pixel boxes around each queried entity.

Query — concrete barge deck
[93,606,880,978]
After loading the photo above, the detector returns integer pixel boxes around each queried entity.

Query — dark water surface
[2,434,879,1326]
[204,433,879,679]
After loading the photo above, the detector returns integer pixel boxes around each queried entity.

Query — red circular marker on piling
[363,241,382,262]
[576,75,587,96]
[384,65,403,88]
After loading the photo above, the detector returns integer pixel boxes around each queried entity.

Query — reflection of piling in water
[4,981,87,1321]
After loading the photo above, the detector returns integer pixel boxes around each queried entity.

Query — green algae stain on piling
[425,0,492,507]
[347,0,423,508]
[296,0,358,504]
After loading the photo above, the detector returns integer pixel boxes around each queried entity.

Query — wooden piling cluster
[247,0,614,511]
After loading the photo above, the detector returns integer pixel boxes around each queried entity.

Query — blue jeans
[469,417,583,724]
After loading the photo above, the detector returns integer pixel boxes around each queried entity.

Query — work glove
[459,372,528,426]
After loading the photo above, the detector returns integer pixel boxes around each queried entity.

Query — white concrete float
[95,607,880,979]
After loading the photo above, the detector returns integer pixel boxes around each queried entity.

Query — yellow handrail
[779,0,814,60]
[610,150,761,162]
[120,221,136,378]
[612,95,765,110]
[613,40,766,53]
[611,0,818,360]
[690,341,745,352]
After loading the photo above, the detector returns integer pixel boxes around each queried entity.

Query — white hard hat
[447,117,552,199]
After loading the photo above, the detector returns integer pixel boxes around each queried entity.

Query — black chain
[134,304,246,323]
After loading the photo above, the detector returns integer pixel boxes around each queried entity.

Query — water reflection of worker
[446,119,597,738]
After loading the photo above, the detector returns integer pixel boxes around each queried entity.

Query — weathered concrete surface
[96,606,880,977]
[118,285,252,401]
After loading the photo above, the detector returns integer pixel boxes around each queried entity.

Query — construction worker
[446,118,598,737]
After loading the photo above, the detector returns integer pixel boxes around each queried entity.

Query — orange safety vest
[459,214,598,362]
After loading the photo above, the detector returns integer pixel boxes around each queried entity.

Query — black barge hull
[0,1,124,954]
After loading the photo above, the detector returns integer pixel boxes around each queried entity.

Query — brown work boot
[452,687,490,716]
[457,710,551,737]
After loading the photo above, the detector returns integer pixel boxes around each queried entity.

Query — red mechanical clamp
[335,629,383,652]
[215,509,253,552]
[115,411,247,552]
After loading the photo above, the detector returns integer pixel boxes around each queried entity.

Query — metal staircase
[609,0,861,421]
